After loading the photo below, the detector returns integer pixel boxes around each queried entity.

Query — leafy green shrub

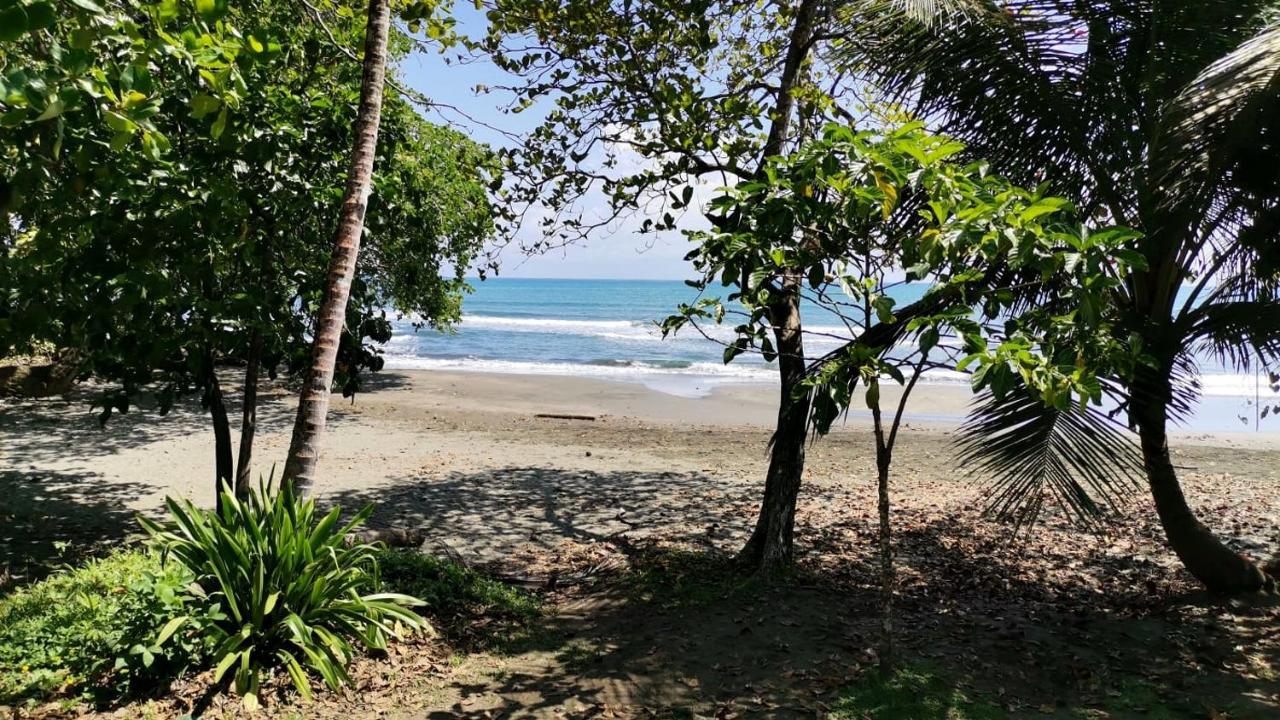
[140,482,427,708]
[0,550,207,704]
[376,549,540,646]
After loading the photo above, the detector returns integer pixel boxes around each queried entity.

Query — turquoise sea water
[381,278,1277,431]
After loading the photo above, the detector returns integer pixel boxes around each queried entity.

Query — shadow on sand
[0,372,414,585]
[326,466,1280,719]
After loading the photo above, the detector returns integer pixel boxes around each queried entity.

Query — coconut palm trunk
[284,0,392,493]
[1132,365,1269,592]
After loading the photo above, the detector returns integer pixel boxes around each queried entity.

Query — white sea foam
[383,313,1272,401]
[440,314,862,346]
[1200,373,1280,398]
[382,348,1270,400]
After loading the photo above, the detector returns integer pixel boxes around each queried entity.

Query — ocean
[381,278,1278,432]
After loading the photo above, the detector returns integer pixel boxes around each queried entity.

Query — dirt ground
[3,371,1279,718]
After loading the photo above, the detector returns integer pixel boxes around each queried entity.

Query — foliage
[664,123,1144,449]
[1,0,497,417]
[375,549,540,647]
[832,0,1280,530]
[139,481,428,708]
[956,389,1144,527]
[480,0,832,248]
[0,550,207,705]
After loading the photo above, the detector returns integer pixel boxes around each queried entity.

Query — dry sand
[1,369,1275,579]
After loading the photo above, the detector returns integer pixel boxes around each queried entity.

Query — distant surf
[379,277,1277,429]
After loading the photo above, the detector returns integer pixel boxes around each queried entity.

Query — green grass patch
[829,663,1006,720]
[0,549,202,705]
[375,549,541,650]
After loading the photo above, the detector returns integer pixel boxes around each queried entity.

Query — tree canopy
[1,0,496,414]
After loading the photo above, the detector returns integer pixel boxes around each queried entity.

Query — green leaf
[34,97,63,121]
[189,93,221,119]
[213,650,239,682]
[24,2,55,30]
[194,0,228,20]
[210,106,228,139]
[919,327,939,354]
[0,6,27,42]
[155,616,189,645]
[69,27,94,50]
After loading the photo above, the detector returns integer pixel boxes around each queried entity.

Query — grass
[829,663,1006,720]
[375,549,542,650]
[0,546,542,709]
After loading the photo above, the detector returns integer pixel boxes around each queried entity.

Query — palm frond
[831,1,1140,218]
[1186,298,1280,371]
[888,0,985,25]
[957,388,1145,528]
[1159,8,1280,217]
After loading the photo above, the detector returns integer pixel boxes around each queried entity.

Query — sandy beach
[4,369,1280,717]
[2,369,1276,579]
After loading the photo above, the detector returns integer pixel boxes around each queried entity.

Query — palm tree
[284,0,393,494]
[832,0,1280,592]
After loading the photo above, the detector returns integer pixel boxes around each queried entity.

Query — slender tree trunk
[283,0,392,493]
[737,276,810,575]
[734,0,822,576]
[1131,375,1269,593]
[234,328,262,496]
[870,389,894,676]
[207,359,233,510]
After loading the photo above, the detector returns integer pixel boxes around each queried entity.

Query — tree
[829,1,1280,592]
[283,0,392,492]
[2,0,495,500]
[482,0,1002,574]
[482,0,852,574]
[668,121,1143,670]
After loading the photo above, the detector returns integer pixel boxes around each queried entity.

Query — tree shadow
[0,368,422,589]
[804,506,1280,719]
[328,466,1280,717]
[0,468,155,587]
[325,466,757,571]
[0,369,412,474]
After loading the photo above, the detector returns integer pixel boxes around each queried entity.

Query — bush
[140,481,428,709]
[0,550,207,705]
[376,549,541,646]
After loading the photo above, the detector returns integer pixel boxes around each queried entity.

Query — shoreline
[381,367,1280,445]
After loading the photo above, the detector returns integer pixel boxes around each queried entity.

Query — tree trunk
[1132,388,1269,593]
[863,370,900,677]
[737,276,810,575]
[283,0,392,493]
[734,0,822,577]
[870,438,890,671]
[207,360,233,510]
[235,328,262,496]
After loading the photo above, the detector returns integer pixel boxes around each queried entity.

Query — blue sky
[398,10,698,280]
